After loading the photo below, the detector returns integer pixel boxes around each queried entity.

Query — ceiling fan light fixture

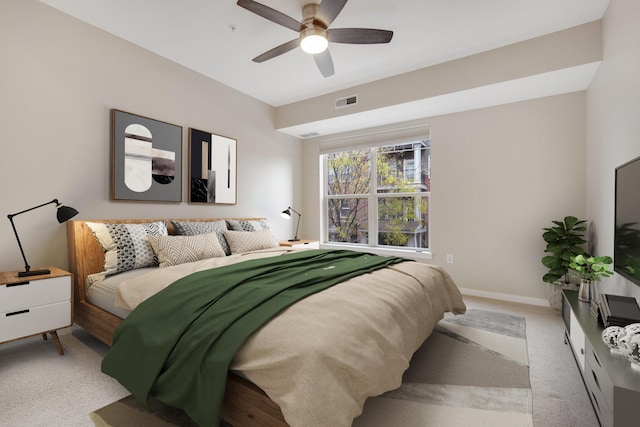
[300,28,328,54]
[238,0,394,77]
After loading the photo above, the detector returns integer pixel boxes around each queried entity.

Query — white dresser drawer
[569,309,586,371]
[0,276,70,313]
[0,301,71,342]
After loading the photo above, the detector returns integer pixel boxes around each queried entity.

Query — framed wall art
[111,109,182,202]
[189,128,237,204]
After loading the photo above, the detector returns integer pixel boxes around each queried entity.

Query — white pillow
[86,221,167,275]
[223,229,278,254]
[148,233,226,268]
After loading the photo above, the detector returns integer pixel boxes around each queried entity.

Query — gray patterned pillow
[223,229,278,254]
[226,219,270,232]
[148,233,226,268]
[171,220,230,255]
[85,221,168,275]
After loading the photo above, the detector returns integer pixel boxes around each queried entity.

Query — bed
[67,217,466,427]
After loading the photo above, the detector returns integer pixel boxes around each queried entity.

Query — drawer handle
[591,370,602,391]
[6,309,30,317]
[6,281,30,287]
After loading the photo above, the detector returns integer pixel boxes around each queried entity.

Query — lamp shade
[57,204,79,223]
[281,208,292,219]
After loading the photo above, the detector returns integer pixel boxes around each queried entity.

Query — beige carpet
[91,308,533,427]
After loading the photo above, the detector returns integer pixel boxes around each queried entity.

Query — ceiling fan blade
[328,28,393,44]
[252,39,300,63]
[314,49,335,77]
[316,0,348,27]
[237,0,301,32]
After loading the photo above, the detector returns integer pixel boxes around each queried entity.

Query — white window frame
[321,142,431,260]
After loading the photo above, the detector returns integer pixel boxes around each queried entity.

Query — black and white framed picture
[111,109,182,202]
[188,128,237,204]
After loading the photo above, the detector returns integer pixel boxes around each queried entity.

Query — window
[323,139,430,251]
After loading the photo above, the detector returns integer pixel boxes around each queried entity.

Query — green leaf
[543,272,562,283]
[564,216,579,229]
[542,256,561,269]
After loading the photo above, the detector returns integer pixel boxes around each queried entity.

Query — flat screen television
[614,155,640,286]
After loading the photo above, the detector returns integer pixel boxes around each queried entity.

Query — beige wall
[586,0,640,300]
[303,93,587,303]
[5,0,635,305]
[0,0,302,272]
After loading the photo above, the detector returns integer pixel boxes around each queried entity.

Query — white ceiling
[38,0,609,106]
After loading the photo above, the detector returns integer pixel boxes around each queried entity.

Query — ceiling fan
[236,0,394,77]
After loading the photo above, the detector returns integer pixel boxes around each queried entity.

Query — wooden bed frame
[67,218,288,427]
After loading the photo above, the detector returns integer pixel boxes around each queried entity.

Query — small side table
[0,267,73,355]
[279,239,320,250]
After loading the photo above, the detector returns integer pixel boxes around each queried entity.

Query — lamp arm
[7,199,58,218]
[8,214,31,273]
[294,212,301,241]
[288,207,301,216]
[6,199,58,274]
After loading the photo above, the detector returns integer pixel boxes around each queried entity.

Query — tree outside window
[324,140,430,250]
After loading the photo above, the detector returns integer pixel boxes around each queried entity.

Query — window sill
[319,242,432,260]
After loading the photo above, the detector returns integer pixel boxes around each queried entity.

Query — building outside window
[323,138,431,251]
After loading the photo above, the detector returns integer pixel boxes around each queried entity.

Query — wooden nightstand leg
[42,333,48,341]
[49,331,64,355]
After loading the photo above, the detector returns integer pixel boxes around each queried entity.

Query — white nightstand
[279,239,320,250]
[0,267,73,355]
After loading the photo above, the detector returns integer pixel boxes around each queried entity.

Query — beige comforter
[115,249,466,427]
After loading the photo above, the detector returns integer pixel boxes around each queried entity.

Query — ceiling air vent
[335,94,358,109]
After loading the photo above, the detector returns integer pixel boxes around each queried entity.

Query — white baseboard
[459,287,549,308]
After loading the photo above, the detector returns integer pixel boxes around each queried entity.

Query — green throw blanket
[101,249,408,426]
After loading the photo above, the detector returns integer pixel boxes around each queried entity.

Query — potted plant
[569,254,613,302]
[542,216,587,284]
[541,216,587,312]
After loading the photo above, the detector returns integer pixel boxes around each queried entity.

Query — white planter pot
[547,282,579,313]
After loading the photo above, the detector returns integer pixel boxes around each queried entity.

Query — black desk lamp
[281,206,301,242]
[7,199,79,277]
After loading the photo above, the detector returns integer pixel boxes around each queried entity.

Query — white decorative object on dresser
[0,267,72,355]
[278,239,319,249]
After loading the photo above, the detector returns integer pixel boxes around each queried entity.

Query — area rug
[90,308,532,427]
[353,308,533,427]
